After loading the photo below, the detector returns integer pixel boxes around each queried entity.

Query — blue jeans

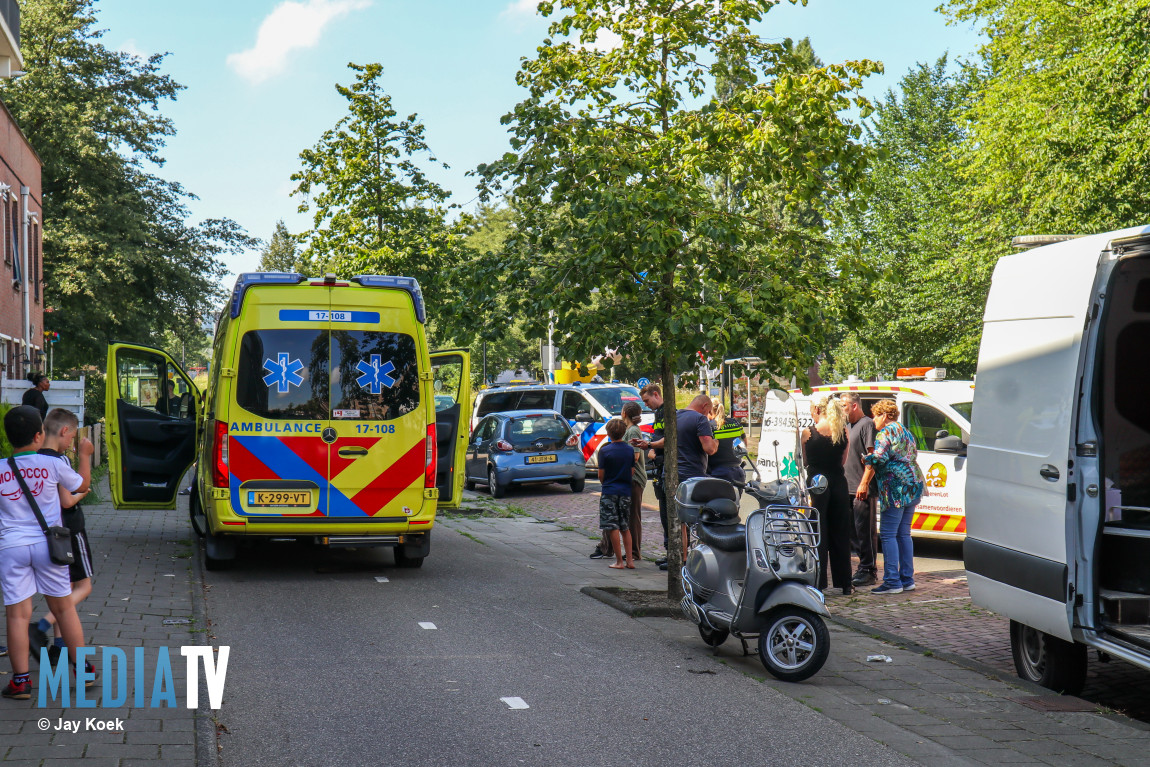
[879,503,916,589]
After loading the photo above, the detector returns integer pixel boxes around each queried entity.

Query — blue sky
[95,0,983,281]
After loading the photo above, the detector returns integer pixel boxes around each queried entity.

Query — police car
[472,383,654,470]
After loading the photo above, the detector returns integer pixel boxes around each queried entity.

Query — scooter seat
[697,523,746,553]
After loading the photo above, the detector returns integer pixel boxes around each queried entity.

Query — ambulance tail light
[425,424,437,488]
[212,420,229,488]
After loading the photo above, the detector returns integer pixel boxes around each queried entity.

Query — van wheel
[465,478,476,491]
[489,467,506,499]
[571,476,585,493]
[1010,620,1087,695]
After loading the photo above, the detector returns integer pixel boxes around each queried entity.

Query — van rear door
[105,343,200,509]
[966,238,1105,640]
[430,350,472,508]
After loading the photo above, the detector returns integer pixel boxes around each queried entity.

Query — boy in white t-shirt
[0,405,93,700]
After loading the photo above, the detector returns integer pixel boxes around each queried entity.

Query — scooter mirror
[808,474,829,495]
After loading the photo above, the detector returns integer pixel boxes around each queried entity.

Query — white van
[776,372,974,539]
[966,226,1150,694]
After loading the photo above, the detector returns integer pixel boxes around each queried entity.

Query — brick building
[0,1,42,382]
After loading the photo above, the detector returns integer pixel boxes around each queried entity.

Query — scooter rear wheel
[758,607,830,682]
[699,624,729,647]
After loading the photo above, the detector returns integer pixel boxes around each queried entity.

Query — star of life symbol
[263,352,305,394]
[356,354,396,394]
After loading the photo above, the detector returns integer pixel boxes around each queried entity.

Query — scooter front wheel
[758,607,830,682]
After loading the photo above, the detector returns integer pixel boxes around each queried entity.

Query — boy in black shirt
[28,409,95,670]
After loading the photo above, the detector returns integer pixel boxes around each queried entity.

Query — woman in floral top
[859,399,925,594]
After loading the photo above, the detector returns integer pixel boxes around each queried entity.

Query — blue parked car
[465,410,586,498]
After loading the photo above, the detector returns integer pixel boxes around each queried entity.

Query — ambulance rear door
[430,349,472,508]
[325,285,429,520]
[105,343,201,509]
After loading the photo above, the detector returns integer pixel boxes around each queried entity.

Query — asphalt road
[201,527,912,767]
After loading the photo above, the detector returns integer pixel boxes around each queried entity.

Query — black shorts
[599,495,630,532]
[68,530,94,583]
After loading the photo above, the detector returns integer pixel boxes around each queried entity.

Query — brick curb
[579,586,682,618]
[190,504,220,767]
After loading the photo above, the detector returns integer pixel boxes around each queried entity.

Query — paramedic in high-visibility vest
[707,397,746,488]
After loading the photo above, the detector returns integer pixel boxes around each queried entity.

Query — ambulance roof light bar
[895,367,946,381]
[350,275,426,323]
[230,272,306,318]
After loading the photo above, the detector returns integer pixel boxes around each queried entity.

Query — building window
[1,197,7,266]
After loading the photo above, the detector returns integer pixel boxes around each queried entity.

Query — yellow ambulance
[104,272,471,569]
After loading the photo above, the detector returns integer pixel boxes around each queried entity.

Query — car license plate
[248,490,312,507]
[526,454,557,464]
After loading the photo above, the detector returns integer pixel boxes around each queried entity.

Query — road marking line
[501,697,529,709]
[419,622,437,630]
[374,576,390,583]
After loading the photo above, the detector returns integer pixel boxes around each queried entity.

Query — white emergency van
[966,226,1150,695]
[767,370,975,539]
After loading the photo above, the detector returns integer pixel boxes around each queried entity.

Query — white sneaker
[903,583,916,592]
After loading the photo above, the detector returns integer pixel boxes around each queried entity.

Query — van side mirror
[934,434,966,454]
[575,412,595,423]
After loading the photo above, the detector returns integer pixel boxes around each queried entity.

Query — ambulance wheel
[188,491,208,538]
[758,607,830,683]
[488,467,506,499]
[203,532,236,572]
[394,548,424,568]
[1010,620,1087,695]
[570,476,585,493]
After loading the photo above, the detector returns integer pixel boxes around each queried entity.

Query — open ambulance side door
[105,343,202,510]
[430,349,471,508]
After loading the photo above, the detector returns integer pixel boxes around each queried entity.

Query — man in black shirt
[21,374,50,419]
[677,394,718,480]
[843,392,879,587]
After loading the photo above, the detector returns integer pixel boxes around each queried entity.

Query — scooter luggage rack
[761,505,820,574]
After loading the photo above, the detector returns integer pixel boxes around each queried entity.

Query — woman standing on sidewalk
[802,396,852,595]
[860,399,925,595]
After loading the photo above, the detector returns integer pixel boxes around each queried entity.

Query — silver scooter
[678,466,831,682]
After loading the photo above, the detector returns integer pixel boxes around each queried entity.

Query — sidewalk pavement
[0,473,200,765]
[447,489,1150,766]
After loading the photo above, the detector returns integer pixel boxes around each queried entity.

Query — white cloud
[500,0,541,20]
[586,27,622,53]
[119,39,149,61]
[228,0,371,84]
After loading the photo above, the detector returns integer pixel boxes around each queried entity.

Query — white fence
[1,375,86,424]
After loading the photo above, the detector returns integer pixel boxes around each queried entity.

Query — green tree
[474,0,878,594]
[935,0,1150,368]
[257,220,303,273]
[826,57,977,381]
[0,0,253,368]
[292,63,460,310]
[451,204,540,383]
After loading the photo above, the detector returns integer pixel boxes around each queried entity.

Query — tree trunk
[661,355,683,601]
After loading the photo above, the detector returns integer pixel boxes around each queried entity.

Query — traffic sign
[636,377,650,388]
